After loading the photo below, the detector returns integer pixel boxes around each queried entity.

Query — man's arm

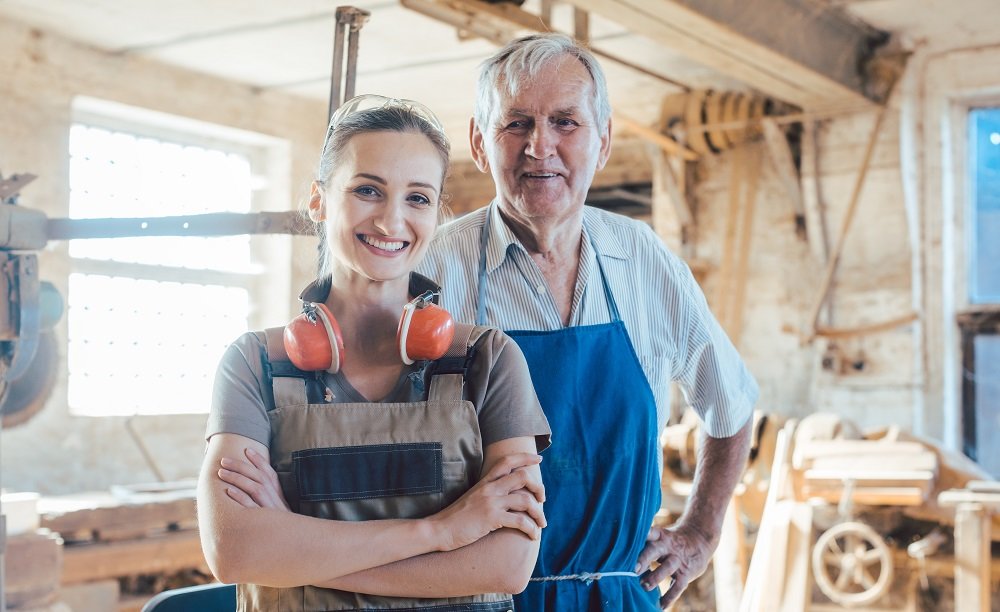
[635,417,752,609]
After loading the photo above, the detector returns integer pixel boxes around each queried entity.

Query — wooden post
[954,502,991,612]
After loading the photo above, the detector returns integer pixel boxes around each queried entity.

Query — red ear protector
[283,290,454,373]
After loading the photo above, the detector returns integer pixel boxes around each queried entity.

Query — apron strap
[260,327,326,409]
[427,323,490,403]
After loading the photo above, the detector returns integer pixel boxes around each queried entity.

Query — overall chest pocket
[293,442,456,522]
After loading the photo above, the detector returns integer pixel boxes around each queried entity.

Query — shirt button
[535,284,545,295]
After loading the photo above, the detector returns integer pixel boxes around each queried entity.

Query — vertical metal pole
[328,19,346,122]
[344,25,361,102]
[328,7,371,122]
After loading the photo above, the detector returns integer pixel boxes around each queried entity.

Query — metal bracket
[4,254,40,383]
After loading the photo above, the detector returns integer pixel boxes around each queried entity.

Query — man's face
[472,55,612,228]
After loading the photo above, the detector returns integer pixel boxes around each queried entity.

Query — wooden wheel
[812,521,893,608]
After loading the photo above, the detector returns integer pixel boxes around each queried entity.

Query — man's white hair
[474,33,611,132]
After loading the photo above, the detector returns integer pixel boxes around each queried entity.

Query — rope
[529,571,640,586]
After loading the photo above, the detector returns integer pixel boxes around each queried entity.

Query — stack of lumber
[791,439,938,506]
[36,480,208,587]
[3,492,64,611]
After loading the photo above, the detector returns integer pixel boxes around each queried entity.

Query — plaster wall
[0,16,327,494]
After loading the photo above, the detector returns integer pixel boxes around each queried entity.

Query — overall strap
[426,323,491,403]
[259,327,327,409]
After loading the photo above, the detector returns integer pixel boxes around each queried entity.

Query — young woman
[197,95,551,611]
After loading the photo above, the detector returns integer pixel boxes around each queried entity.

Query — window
[968,108,1000,304]
[67,99,290,416]
[960,107,1000,477]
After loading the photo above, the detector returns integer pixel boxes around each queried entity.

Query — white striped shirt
[418,202,758,438]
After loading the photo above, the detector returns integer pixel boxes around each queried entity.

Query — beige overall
[238,323,515,612]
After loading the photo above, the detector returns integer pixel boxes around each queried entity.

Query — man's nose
[525,124,557,159]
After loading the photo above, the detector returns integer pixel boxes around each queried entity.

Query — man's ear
[596,116,613,171]
[308,181,326,222]
[470,117,490,174]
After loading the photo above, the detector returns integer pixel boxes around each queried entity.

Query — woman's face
[316,130,445,284]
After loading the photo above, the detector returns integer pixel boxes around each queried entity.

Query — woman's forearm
[198,436,445,587]
[315,527,539,597]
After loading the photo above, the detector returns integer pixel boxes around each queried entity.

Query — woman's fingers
[224,485,259,508]
[499,509,542,540]
[483,452,541,481]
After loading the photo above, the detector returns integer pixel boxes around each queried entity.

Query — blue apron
[476,212,662,611]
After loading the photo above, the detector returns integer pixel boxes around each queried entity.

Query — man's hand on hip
[634,523,714,609]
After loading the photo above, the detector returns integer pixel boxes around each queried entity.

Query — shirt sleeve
[465,328,552,452]
[665,247,759,438]
[205,332,272,446]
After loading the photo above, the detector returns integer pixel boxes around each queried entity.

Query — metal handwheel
[812,521,893,608]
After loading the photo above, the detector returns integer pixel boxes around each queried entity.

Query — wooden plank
[616,113,699,161]
[804,468,935,483]
[38,492,197,538]
[953,503,991,612]
[807,453,938,473]
[761,118,806,239]
[779,503,813,612]
[939,490,1000,511]
[60,530,208,585]
[565,0,886,109]
[801,486,926,506]
[728,147,762,347]
[6,530,62,609]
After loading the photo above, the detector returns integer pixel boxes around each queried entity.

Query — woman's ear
[308,181,326,222]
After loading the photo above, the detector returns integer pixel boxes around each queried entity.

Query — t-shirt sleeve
[466,329,552,452]
[205,332,272,446]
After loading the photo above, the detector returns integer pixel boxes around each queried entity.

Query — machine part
[5,254,39,382]
[812,521,893,608]
[1,330,58,428]
[906,528,947,590]
[0,203,47,250]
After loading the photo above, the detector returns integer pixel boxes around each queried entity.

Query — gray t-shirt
[206,326,551,452]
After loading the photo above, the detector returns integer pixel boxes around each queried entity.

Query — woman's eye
[354,186,380,197]
[408,193,432,206]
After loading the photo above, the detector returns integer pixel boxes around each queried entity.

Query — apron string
[529,571,640,586]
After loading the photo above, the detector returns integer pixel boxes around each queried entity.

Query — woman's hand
[428,452,546,551]
[218,447,291,512]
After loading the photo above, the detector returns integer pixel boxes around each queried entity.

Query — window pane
[67,274,248,416]
[969,108,1000,304]
[68,124,253,273]
[973,334,1000,478]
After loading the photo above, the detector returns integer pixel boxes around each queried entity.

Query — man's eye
[505,120,528,130]
[556,118,578,128]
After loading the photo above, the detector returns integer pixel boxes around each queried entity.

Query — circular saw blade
[1,331,59,428]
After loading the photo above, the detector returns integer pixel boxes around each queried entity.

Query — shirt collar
[485,202,633,273]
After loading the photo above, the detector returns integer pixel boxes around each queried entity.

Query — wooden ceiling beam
[564,0,891,110]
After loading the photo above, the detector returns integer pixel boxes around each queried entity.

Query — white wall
[0,16,326,494]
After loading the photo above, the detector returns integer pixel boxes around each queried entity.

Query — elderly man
[418,33,759,610]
